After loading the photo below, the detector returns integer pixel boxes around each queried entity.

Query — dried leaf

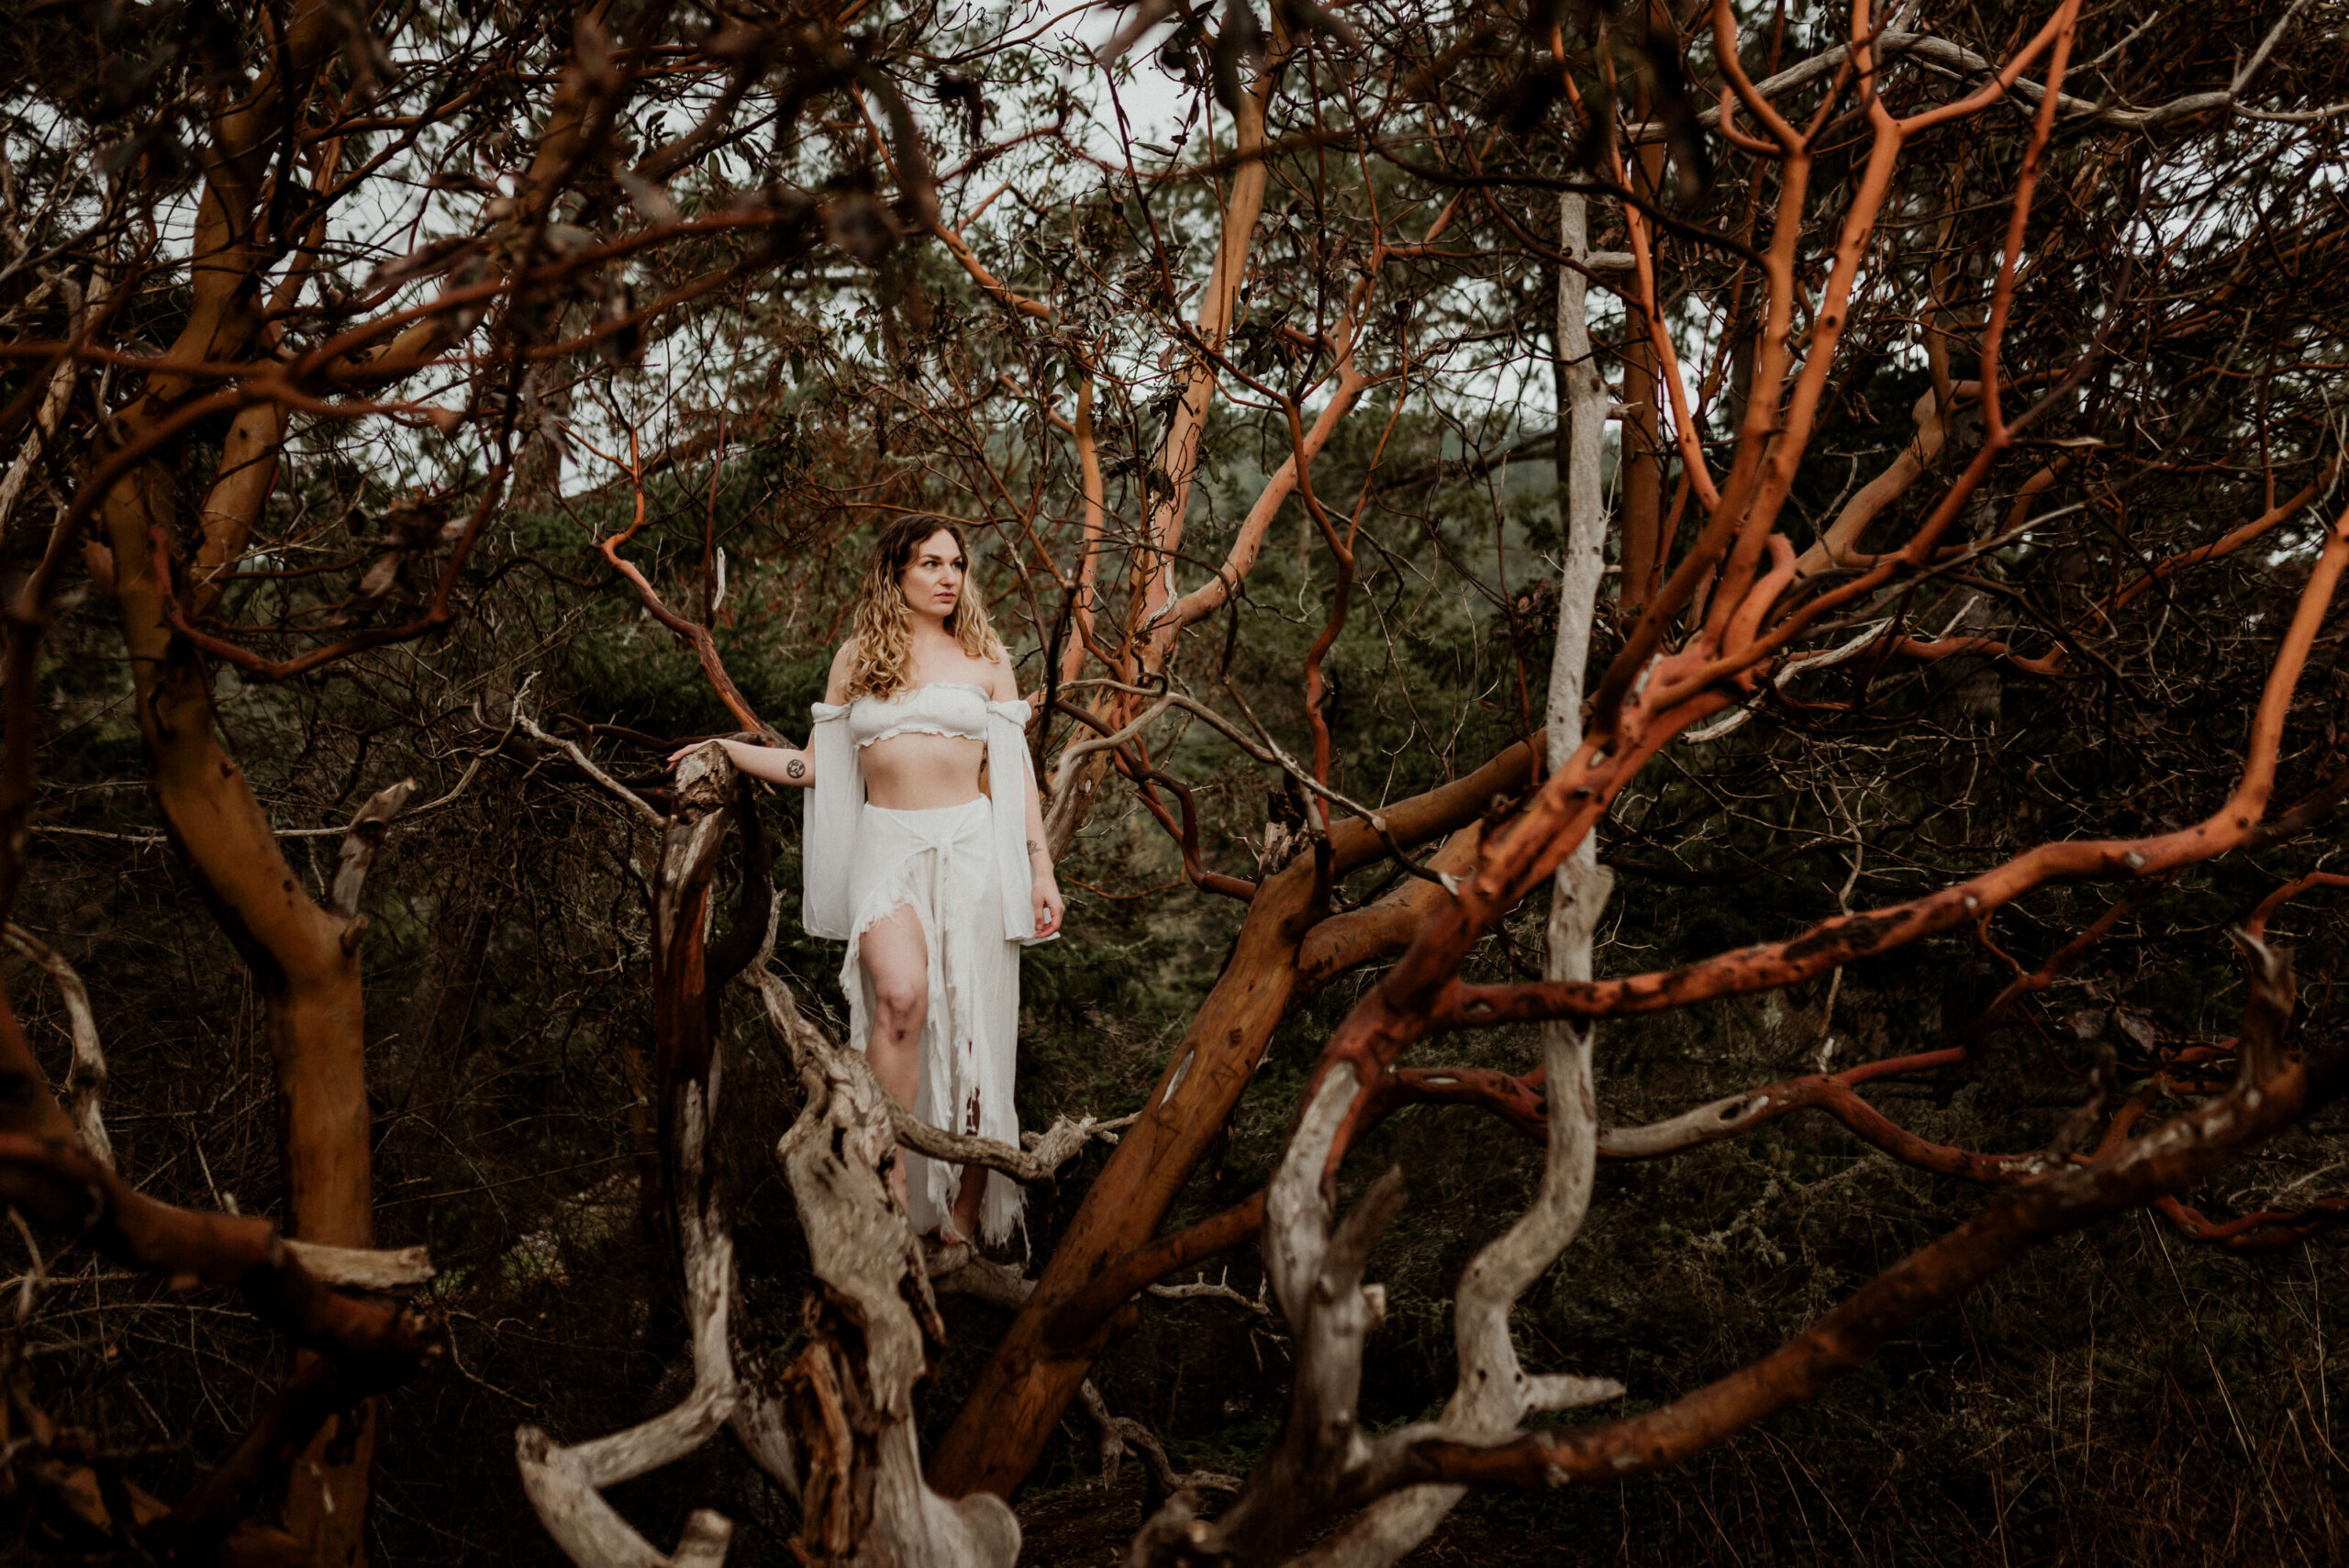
[355,553,400,603]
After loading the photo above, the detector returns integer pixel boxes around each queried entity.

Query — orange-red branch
[1371,1041,2343,1254]
[578,428,773,739]
[1364,1048,2045,1182]
[1364,1065,1550,1143]
[1385,945,2326,1496]
[1043,1194,1268,1350]
[0,1133,430,1373]
[152,466,511,682]
[1052,698,1257,901]
[2108,465,2337,617]
[2245,871,2349,940]
[1436,495,2348,1036]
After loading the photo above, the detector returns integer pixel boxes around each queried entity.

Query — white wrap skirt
[843,795,1023,1243]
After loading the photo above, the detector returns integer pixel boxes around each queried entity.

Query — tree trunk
[100,471,388,1562]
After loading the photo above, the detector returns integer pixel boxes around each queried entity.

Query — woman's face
[897,529,965,624]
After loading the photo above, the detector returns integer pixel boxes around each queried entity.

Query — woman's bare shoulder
[982,655,1020,703]
[823,639,859,704]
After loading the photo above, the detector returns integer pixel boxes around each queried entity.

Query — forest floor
[1015,1476,1571,1566]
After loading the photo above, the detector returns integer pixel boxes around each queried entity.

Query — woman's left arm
[1001,666,1064,939]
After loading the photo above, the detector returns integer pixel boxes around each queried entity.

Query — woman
[677,517,1063,1246]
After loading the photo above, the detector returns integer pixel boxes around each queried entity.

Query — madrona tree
[0,0,2345,1561]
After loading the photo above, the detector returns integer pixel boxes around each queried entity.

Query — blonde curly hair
[841,516,1006,701]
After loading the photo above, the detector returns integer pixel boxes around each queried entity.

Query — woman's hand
[1032,869,1065,939]
[667,737,733,770]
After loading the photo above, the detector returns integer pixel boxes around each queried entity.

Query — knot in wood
[670,761,733,819]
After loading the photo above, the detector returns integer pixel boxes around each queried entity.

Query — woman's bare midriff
[861,730,986,810]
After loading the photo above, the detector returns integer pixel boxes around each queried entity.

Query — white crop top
[802,683,1052,947]
[846,680,991,751]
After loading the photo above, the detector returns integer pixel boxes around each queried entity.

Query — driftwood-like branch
[521,743,759,1568]
[927,1241,1037,1310]
[282,1240,439,1289]
[517,1137,740,1568]
[1288,240,1627,1563]
[518,706,666,829]
[1152,331,1629,1561]
[0,1133,431,1366]
[883,1085,1115,1184]
[1129,1077,1411,1566]
[749,962,1019,1566]
[1078,1379,1241,1496]
[1147,1270,1272,1318]
[2,923,109,1165]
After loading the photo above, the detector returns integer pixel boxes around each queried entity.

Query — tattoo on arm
[786,758,806,780]
[1027,839,1043,856]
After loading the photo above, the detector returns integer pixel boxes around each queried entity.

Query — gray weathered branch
[518,1079,740,1568]
[1126,1075,1419,1566]
[1131,195,1627,1567]
[927,1240,1038,1310]
[750,962,1020,1566]
[2,922,109,1166]
[518,707,666,829]
[282,1240,438,1289]
[886,1092,1111,1184]
[1266,183,1628,1568]
[520,745,757,1567]
[1080,1378,1242,1496]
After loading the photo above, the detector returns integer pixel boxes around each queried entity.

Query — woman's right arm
[717,738,815,786]
[664,735,816,785]
[667,643,857,786]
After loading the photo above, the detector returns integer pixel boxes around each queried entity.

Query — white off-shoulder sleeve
[803,703,860,940]
[985,699,1048,945]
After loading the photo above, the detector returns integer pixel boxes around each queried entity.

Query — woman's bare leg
[951,1162,986,1244]
[859,907,928,1210]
